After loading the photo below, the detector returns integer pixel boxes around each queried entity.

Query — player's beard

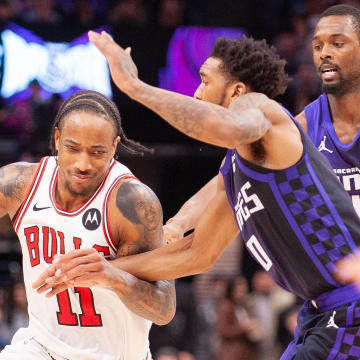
[322,70,360,97]
[64,179,94,198]
[322,72,346,95]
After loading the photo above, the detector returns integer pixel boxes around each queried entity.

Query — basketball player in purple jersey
[34,30,360,358]
[165,4,360,245]
[296,4,360,217]
[308,4,360,296]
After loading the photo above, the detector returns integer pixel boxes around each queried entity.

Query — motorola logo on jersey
[82,208,101,231]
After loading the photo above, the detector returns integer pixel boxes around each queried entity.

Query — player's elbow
[152,280,176,326]
[153,297,176,326]
[232,109,271,147]
[154,308,176,326]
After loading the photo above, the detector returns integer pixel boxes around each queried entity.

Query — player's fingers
[45,283,70,297]
[125,47,131,55]
[57,251,102,272]
[88,30,100,45]
[89,31,109,53]
[336,260,356,283]
[46,261,102,285]
[32,249,97,288]
[101,31,114,42]
[89,30,124,56]
[36,282,53,294]
[164,233,175,244]
[32,264,57,288]
[53,248,97,265]
[45,275,95,297]
[165,237,173,244]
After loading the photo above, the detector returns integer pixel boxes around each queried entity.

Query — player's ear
[112,136,120,157]
[54,127,60,152]
[231,82,247,99]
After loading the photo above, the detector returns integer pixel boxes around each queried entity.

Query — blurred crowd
[0,0,358,358]
[151,271,300,360]
[0,0,357,160]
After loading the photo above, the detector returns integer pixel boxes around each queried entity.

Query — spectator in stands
[248,271,295,360]
[215,276,261,360]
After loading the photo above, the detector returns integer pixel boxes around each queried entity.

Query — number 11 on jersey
[57,288,102,327]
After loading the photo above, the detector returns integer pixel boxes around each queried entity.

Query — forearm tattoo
[137,85,271,145]
[117,275,175,324]
[114,180,175,323]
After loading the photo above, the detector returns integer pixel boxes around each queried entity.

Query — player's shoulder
[107,177,164,251]
[0,161,39,214]
[109,177,162,220]
[233,92,290,121]
[0,161,39,188]
[2,161,38,172]
[230,92,270,111]
[114,178,159,200]
[295,111,308,132]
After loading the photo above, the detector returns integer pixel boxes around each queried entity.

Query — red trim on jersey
[102,174,137,252]
[14,157,49,233]
[49,160,116,217]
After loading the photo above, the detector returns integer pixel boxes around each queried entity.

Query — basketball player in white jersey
[0,91,175,360]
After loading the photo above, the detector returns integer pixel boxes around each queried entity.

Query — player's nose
[319,43,333,60]
[74,152,92,172]
[194,84,202,100]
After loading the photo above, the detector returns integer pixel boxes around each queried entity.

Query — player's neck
[55,176,93,212]
[327,92,360,126]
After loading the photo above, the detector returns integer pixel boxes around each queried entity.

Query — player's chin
[68,183,94,198]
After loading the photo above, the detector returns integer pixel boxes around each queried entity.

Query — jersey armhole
[13,157,49,232]
[219,150,232,176]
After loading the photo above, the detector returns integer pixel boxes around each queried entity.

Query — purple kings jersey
[305,94,360,217]
[220,112,360,300]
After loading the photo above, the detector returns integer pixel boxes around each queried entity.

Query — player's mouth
[320,64,339,81]
[71,173,93,183]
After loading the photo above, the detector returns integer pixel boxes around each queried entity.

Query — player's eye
[65,145,77,152]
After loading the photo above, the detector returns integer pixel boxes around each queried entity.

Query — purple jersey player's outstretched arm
[31,30,302,290]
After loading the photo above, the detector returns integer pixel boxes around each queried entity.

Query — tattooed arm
[88,31,280,149]
[0,162,38,218]
[33,179,176,325]
[34,180,238,284]
[109,179,176,325]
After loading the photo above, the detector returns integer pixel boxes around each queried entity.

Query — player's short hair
[210,36,289,99]
[319,4,360,40]
[49,90,151,159]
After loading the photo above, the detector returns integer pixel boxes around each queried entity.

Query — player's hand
[336,251,360,286]
[88,30,138,94]
[32,248,118,297]
[163,219,184,243]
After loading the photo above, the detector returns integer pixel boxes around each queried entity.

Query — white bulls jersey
[13,156,152,360]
